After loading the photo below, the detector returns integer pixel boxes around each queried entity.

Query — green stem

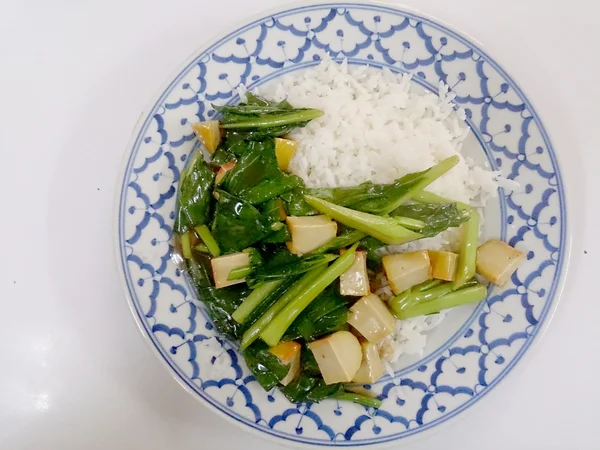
[228,265,253,281]
[394,284,487,320]
[195,224,221,257]
[416,279,444,292]
[304,196,422,245]
[194,243,210,253]
[220,109,324,129]
[260,244,359,347]
[232,280,284,324]
[334,391,383,409]
[393,216,426,231]
[390,280,478,317]
[240,268,323,350]
[453,210,480,288]
[181,232,193,259]
[411,190,472,211]
[310,230,367,255]
[379,156,459,214]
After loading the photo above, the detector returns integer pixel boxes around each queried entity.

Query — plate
[115,1,568,447]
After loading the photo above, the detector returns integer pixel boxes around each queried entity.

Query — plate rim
[113,1,571,447]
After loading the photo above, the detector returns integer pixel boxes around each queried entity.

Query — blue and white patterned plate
[115,1,569,447]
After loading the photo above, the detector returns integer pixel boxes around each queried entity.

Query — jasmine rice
[257,57,502,367]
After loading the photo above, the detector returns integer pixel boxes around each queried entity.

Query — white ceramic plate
[115,1,569,447]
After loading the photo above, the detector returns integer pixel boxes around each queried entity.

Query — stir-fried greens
[173,94,524,408]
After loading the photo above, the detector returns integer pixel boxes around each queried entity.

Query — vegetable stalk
[228,265,254,281]
[240,268,323,350]
[260,244,359,347]
[333,391,383,409]
[195,224,221,257]
[453,210,480,288]
[411,190,472,211]
[390,279,478,316]
[393,284,487,320]
[304,196,422,245]
[220,109,324,129]
[232,280,285,324]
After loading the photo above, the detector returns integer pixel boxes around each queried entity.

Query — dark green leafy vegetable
[211,190,270,253]
[281,373,382,407]
[359,236,386,269]
[249,253,337,285]
[222,139,302,204]
[174,152,215,233]
[391,203,470,237]
[261,226,291,244]
[210,148,236,166]
[283,285,349,342]
[281,156,459,216]
[243,341,290,391]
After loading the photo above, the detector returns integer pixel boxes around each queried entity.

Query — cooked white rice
[257,57,502,368]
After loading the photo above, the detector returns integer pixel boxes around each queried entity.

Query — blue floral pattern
[117,3,567,446]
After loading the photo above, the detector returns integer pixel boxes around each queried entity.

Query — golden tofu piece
[191,120,221,153]
[347,294,395,343]
[382,251,431,295]
[275,138,297,172]
[309,331,362,385]
[339,250,370,297]
[428,250,458,281]
[352,341,384,384]
[269,341,301,386]
[286,215,337,254]
[210,252,250,289]
[476,239,524,286]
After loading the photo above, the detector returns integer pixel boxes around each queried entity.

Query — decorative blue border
[117,2,566,446]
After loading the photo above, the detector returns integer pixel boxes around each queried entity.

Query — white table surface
[1,0,598,448]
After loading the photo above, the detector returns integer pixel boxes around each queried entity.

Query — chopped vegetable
[310,229,367,255]
[174,152,216,233]
[352,341,384,384]
[180,231,193,259]
[286,215,338,254]
[389,279,478,316]
[222,139,302,205]
[215,161,236,184]
[269,341,301,386]
[391,203,470,237]
[476,239,525,285]
[309,330,363,385]
[243,341,291,390]
[260,244,358,347]
[211,191,270,253]
[382,251,432,295]
[195,224,221,257]
[304,196,422,245]
[393,284,487,320]
[275,137,297,172]
[428,250,458,281]
[339,250,370,297]
[283,285,349,342]
[219,109,324,130]
[211,252,251,289]
[191,120,221,153]
[347,294,395,343]
[232,280,284,323]
[453,210,480,288]
[411,189,472,211]
[248,251,337,285]
[240,268,323,350]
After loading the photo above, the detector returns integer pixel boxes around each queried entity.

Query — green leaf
[243,342,290,391]
[281,373,343,403]
[211,190,270,253]
[174,152,215,233]
[359,236,386,269]
[248,253,337,285]
[197,284,251,340]
[391,203,470,237]
[283,285,349,342]
[222,139,302,204]
[210,148,236,166]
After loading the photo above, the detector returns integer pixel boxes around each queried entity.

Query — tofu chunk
[215,161,235,185]
[275,138,297,172]
[191,120,221,153]
[352,341,384,384]
[347,294,395,343]
[476,239,525,286]
[428,250,458,281]
[339,250,370,297]
[286,215,337,254]
[309,331,362,385]
[382,251,431,295]
[269,341,301,386]
[210,252,250,289]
